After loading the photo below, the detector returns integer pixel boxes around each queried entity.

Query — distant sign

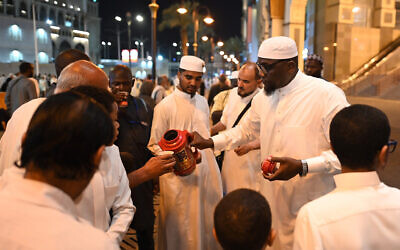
[122,49,138,63]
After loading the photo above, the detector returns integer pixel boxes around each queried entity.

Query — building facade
[0,0,101,65]
[242,0,400,82]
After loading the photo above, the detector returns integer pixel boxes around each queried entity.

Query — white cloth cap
[231,71,239,79]
[179,56,205,73]
[258,36,298,59]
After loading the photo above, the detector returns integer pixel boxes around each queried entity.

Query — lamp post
[178,5,214,57]
[149,0,159,81]
[101,41,106,58]
[126,12,132,69]
[115,16,122,61]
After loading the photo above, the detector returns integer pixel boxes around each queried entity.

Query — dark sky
[99,0,242,59]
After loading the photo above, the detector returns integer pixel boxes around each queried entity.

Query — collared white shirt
[212,71,349,249]
[148,88,222,250]
[0,177,119,249]
[219,87,261,192]
[294,171,400,250]
[0,98,135,243]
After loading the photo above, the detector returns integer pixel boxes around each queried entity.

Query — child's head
[214,189,275,250]
[330,104,391,170]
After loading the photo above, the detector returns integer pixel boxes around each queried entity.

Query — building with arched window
[0,0,100,64]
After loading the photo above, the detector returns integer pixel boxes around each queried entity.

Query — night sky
[99,0,243,59]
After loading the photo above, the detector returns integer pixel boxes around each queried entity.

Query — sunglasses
[388,139,397,153]
[256,59,291,74]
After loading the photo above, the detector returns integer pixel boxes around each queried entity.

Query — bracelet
[300,160,308,177]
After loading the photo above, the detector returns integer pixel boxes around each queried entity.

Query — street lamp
[217,41,224,47]
[177,5,214,56]
[201,36,208,42]
[126,12,132,68]
[115,16,122,60]
[149,0,159,81]
[136,14,144,22]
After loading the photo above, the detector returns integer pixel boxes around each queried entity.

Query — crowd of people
[0,35,398,250]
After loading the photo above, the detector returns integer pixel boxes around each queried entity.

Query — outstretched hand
[262,156,302,181]
[190,131,214,150]
[143,154,176,179]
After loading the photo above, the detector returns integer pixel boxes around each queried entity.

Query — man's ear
[266,228,276,246]
[377,145,389,170]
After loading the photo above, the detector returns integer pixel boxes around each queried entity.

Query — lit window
[8,25,22,41]
[36,28,48,44]
[9,50,23,62]
[38,52,49,63]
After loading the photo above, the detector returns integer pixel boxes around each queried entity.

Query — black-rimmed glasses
[256,59,291,74]
[388,139,397,153]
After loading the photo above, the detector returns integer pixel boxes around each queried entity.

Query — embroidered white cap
[258,36,298,59]
[179,56,205,73]
[231,70,239,79]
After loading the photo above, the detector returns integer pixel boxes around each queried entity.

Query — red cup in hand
[261,156,277,175]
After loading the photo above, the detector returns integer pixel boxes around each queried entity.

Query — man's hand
[190,131,214,150]
[234,140,260,156]
[262,156,302,181]
[143,154,175,179]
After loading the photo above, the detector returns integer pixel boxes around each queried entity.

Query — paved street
[348,96,400,189]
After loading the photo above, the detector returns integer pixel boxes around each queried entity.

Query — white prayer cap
[258,36,298,59]
[231,71,239,79]
[179,55,205,73]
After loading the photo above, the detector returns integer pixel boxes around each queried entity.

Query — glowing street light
[203,16,214,24]
[177,7,188,14]
[201,36,208,42]
[115,16,122,22]
[217,41,224,47]
[136,15,144,22]
[172,42,178,47]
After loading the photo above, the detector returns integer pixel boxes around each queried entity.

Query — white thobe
[212,71,349,250]
[148,88,223,250]
[0,177,119,249]
[294,171,400,250]
[219,87,262,193]
[0,98,135,244]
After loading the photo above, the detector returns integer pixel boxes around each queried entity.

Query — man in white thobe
[210,62,262,193]
[294,105,400,249]
[192,36,349,250]
[0,60,134,244]
[148,56,223,250]
[0,91,118,249]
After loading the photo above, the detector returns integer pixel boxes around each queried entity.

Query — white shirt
[0,177,118,249]
[151,85,167,104]
[0,98,135,244]
[293,171,400,250]
[219,87,262,193]
[212,71,349,250]
[148,88,223,250]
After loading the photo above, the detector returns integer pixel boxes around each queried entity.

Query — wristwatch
[300,160,308,177]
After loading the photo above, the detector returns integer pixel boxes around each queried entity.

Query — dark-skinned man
[148,55,222,250]
[191,36,349,250]
[109,65,174,250]
[304,54,324,79]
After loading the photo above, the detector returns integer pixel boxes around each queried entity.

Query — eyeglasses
[388,139,397,153]
[256,59,291,74]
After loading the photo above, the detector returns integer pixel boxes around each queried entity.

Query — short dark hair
[55,49,90,77]
[19,62,33,73]
[20,92,114,180]
[330,104,390,170]
[214,189,272,250]
[70,85,116,114]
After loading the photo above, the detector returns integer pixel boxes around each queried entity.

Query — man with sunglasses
[191,36,349,249]
[294,104,400,249]
[147,55,223,250]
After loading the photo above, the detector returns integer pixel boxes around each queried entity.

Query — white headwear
[258,36,298,59]
[179,56,205,73]
[231,71,239,79]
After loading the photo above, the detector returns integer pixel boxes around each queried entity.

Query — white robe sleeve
[106,148,135,243]
[305,86,349,174]
[293,206,323,250]
[212,101,260,152]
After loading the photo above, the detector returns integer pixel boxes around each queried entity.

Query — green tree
[221,36,245,60]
